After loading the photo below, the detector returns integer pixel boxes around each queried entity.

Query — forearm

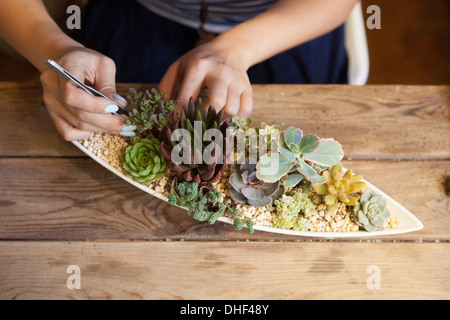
[0,0,84,72]
[215,0,359,69]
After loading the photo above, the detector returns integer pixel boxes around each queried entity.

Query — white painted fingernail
[105,104,119,113]
[120,131,135,137]
[122,125,137,132]
[112,93,127,103]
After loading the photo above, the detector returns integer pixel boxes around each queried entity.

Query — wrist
[208,32,255,71]
[30,21,85,72]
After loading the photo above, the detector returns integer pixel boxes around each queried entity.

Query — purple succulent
[229,158,284,207]
[159,97,230,185]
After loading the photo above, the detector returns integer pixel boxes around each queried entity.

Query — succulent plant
[311,162,366,213]
[256,127,344,187]
[233,217,255,234]
[353,191,390,232]
[258,122,281,153]
[124,88,177,137]
[159,97,230,185]
[229,158,285,207]
[168,180,254,233]
[229,116,253,135]
[229,116,259,162]
[121,135,167,184]
[168,180,226,224]
[272,191,316,231]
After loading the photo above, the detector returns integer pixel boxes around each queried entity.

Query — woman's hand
[158,0,360,120]
[40,48,133,141]
[158,40,253,119]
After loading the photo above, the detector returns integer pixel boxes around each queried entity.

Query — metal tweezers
[44,59,128,117]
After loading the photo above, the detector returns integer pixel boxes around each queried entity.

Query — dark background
[0,0,449,84]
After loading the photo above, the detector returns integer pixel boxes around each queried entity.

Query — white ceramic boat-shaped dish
[72,141,424,238]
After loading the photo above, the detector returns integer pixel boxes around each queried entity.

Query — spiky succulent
[124,88,177,137]
[311,162,366,213]
[256,127,344,187]
[121,136,167,184]
[353,191,390,232]
[159,97,230,185]
[229,158,285,207]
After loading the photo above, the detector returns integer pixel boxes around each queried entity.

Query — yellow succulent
[312,163,366,213]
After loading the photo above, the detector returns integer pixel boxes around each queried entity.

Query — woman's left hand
[158,39,253,119]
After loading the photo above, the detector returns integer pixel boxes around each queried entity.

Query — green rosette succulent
[353,191,390,232]
[121,136,167,184]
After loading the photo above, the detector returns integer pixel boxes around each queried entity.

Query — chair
[345,2,370,85]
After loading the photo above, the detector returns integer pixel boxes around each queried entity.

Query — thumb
[94,58,126,106]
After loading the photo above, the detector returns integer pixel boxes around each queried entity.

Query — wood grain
[250,85,450,160]
[1,83,449,300]
[0,158,447,241]
[0,241,448,300]
[0,83,448,159]
[0,82,81,157]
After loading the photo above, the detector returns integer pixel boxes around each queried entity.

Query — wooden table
[0,82,449,300]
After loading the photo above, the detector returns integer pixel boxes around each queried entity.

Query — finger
[238,88,253,119]
[93,56,117,97]
[42,58,120,115]
[93,57,129,108]
[41,61,120,110]
[110,93,128,107]
[222,85,241,119]
[67,105,126,133]
[58,79,121,115]
[44,89,124,134]
[176,65,205,108]
[202,77,228,113]
[48,111,93,142]
[159,62,183,101]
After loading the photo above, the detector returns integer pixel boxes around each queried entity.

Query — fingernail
[122,124,137,132]
[120,131,136,137]
[112,93,127,104]
[105,104,119,113]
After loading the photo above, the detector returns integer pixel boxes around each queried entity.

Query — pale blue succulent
[353,191,390,232]
[256,127,344,187]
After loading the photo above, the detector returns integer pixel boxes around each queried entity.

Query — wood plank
[0,82,82,157]
[250,84,450,160]
[0,241,448,300]
[0,158,448,241]
[0,82,448,159]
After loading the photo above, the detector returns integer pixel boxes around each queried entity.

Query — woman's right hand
[40,48,134,141]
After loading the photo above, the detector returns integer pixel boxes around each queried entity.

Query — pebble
[80,133,129,174]
[80,135,400,233]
